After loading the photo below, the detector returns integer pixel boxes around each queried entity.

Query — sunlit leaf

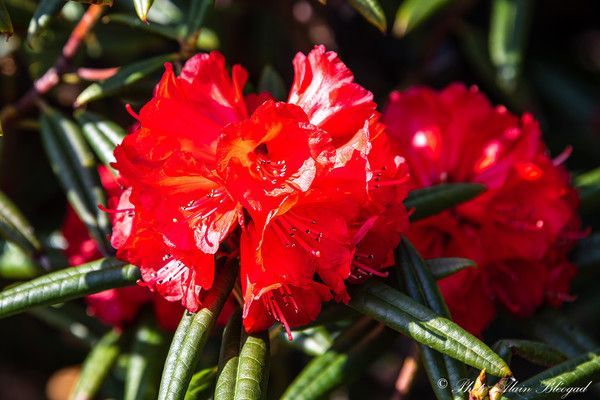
[0,190,43,258]
[502,349,600,400]
[186,367,217,400]
[158,263,237,400]
[70,329,123,400]
[27,0,64,46]
[347,0,386,32]
[349,280,511,377]
[215,310,242,400]
[134,0,155,23]
[233,330,270,400]
[126,318,169,400]
[281,318,390,400]
[75,53,179,106]
[575,166,600,214]
[40,107,112,254]
[0,258,139,318]
[75,110,126,174]
[393,0,451,37]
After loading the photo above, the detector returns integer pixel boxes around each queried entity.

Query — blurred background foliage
[0,0,599,399]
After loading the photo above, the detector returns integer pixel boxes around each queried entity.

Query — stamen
[125,104,140,120]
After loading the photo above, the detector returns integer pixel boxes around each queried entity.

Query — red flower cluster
[383,84,583,335]
[112,46,410,338]
[62,167,183,331]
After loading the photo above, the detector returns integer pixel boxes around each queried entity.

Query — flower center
[272,212,323,258]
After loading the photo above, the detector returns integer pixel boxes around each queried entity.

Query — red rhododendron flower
[382,83,583,335]
[62,166,184,331]
[112,46,410,338]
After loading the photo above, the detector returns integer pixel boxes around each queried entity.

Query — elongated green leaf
[214,310,242,400]
[0,190,43,257]
[73,0,113,5]
[134,0,155,22]
[420,346,453,400]
[575,166,600,213]
[75,110,126,173]
[393,0,451,37]
[502,349,600,400]
[398,239,466,400]
[234,330,270,400]
[28,303,106,347]
[492,340,566,367]
[258,65,286,102]
[186,367,217,400]
[158,263,237,400]
[281,319,388,400]
[0,241,40,279]
[70,329,123,400]
[349,280,511,377]
[40,109,111,254]
[489,0,532,90]
[27,0,64,45]
[0,0,13,38]
[105,14,181,40]
[519,309,598,357]
[428,258,476,280]
[75,54,179,106]
[284,326,333,356]
[347,0,386,32]
[185,0,212,38]
[0,258,139,318]
[126,319,169,400]
[405,183,486,221]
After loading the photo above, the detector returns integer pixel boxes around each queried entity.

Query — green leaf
[393,0,451,37]
[105,14,181,40]
[397,239,466,400]
[349,280,511,377]
[73,0,113,5]
[40,108,112,255]
[214,310,242,400]
[158,263,237,400]
[284,326,333,356]
[0,241,40,279]
[427,257,476,280]
[70,329,123,400]
[126,318,169,400]
[186,367,217,400]
[258,65,287,102]
[492,339,567,367]
[0,0,14,38]
[489,0,532,90]
[74,53,179,107]
[420,346,454,400]
[0,190,43,258]
[234,330,270,400]
[281,319,389,400]
[0,258,140,319]
[27,0,64,45]
[405,183,486,222]
[502,349,600,400]
[134,0,155,22]
[75,110,126,173]
[575,166,600,213]
[28,302,106,347]
[185,0,212,38]
[347,0,386,32]
[518,309,599,357]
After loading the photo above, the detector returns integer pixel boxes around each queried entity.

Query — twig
[0,5,104,128]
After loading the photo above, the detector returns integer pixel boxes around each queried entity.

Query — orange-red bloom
[382,84,583,335]
[112,46,410,338]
